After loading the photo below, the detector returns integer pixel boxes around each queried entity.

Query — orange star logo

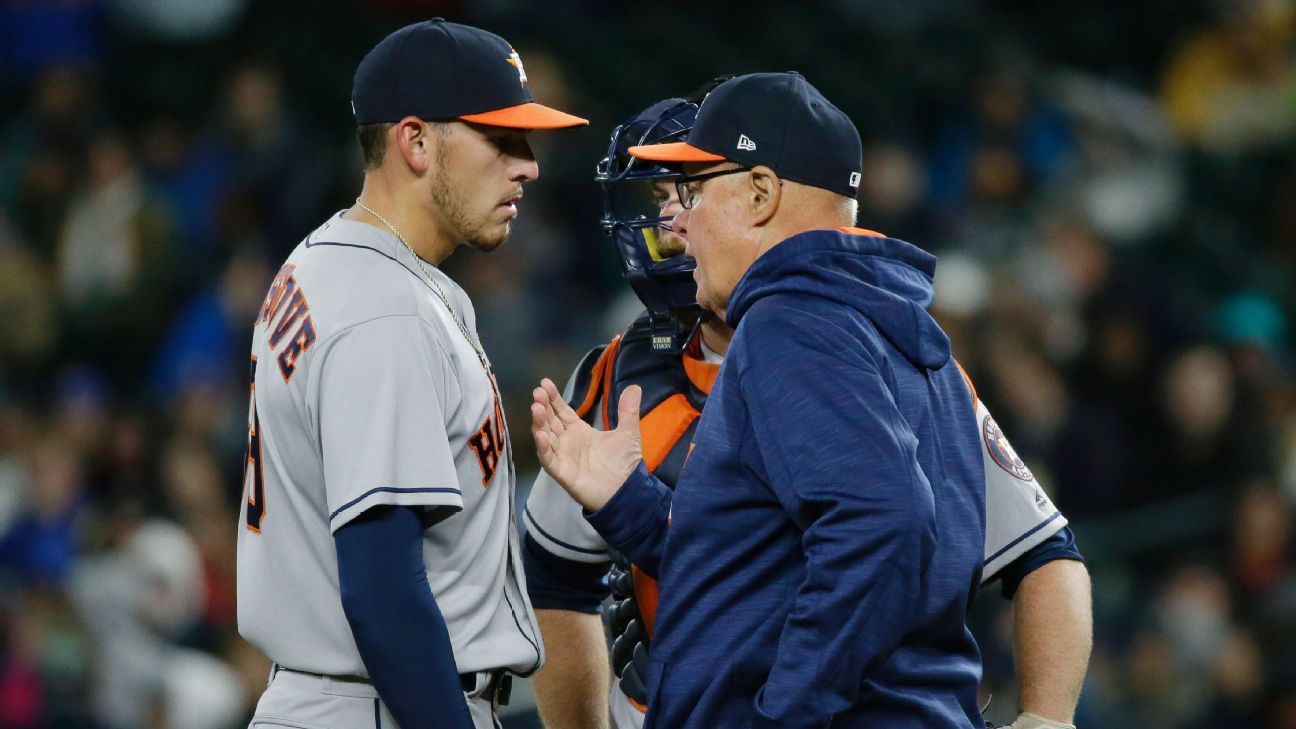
[507,48,528,88]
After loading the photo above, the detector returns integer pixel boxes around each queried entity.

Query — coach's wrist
[585,462,666,548]
[571,457,640,512]
[585,460,649,517]
[1011,712,1075,729]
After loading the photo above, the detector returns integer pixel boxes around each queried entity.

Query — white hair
[840,196,858,225]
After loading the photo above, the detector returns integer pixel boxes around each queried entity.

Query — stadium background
[1,0,1294,727]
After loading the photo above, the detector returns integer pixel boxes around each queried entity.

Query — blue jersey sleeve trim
[330,486,463,521]
[994,526,1084,599]
[524,507,610,557]
[983,511,1062,566]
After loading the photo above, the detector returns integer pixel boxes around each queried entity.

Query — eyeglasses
[674,166,752,210]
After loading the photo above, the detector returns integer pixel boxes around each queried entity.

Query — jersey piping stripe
[523,507,609,556]
[329,486,463,521]
[982,511,1062,567]
[304,240,446,300]
[373,698,380,729]
[501,581,543,676]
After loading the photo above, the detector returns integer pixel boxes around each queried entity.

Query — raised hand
[531,378,644,512]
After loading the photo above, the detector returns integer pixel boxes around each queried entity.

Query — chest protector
[573,313,718,707]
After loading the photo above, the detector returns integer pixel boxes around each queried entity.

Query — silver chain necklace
[354,199,492,373]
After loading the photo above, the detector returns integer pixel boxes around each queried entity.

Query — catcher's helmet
[596,79,728,354]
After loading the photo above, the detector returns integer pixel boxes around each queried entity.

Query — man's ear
[749,165,781,227]
[394,116,432,175]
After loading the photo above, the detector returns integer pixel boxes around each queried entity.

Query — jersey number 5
[244,355,267,532]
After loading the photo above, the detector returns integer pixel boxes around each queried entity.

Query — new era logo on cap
[737,134,756,151]
[849,172,861,188]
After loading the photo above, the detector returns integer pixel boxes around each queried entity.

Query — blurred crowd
[0,1,1294,728]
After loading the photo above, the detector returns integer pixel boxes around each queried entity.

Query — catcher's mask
[595,79,728,354]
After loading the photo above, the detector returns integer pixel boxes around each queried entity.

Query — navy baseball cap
[629,72,861,197]
[352,19,588,129]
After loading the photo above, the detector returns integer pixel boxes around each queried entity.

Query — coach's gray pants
[249,665,501,729]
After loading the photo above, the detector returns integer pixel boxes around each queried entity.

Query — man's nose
[672,207,690,240]
[509,136,539,182]
[510,157,540,183]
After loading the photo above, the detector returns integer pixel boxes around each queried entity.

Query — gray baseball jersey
[237,211,543,679]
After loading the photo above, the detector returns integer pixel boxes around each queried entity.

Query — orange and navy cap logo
[506,47,528,88]
[983,414,1034,481]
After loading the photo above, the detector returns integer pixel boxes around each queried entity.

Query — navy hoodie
[605,228,987,729]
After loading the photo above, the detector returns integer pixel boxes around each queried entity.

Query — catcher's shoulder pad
[571,338,617,423]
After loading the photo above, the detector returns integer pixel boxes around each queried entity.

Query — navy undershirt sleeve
[995,526,1085,599]
[522,533,611,613]
[335,505,473,729]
